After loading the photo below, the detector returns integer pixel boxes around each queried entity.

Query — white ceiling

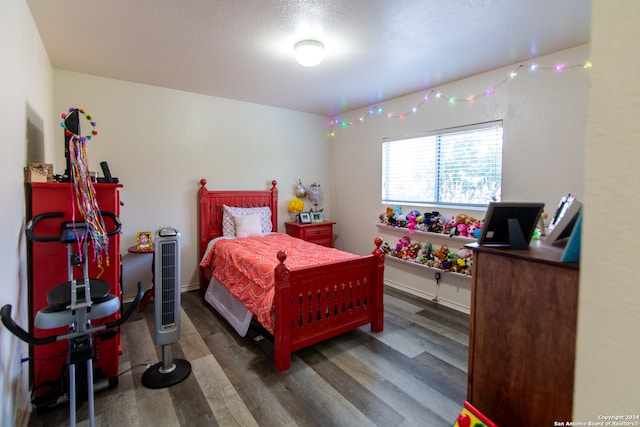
[26,0,591,117]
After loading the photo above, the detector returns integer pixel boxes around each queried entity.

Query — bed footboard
[273,237,385,371]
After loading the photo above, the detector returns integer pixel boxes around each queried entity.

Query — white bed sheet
[201,234,279,337]
[204,275,253,337]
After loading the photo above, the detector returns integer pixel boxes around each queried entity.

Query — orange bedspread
[200,233,358,334]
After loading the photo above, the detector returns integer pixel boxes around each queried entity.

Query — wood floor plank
[176,304,258,427]
[261,360,376,427]
[311,339,437,427]
[121,318,183,427]
[191,353,259,426]
[28,287,470,427]
[204,331,303,427]
[385,289,470,346]
[328,329,463,422]
[317,332,456,425]
[178,306,215,361]
[379,310,469,372]
[182,291,299,426]
[296,346,405,426]
[189,299,301,427]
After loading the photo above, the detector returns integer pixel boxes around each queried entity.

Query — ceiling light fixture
[294,40,324,67]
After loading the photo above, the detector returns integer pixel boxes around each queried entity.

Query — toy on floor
[452,401,498,427]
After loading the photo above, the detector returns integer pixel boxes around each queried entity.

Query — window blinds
[382,121,503,207]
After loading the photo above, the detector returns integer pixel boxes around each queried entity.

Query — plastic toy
[451,401,498,427]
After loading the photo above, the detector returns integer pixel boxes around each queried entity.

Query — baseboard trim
[384,280,470,315]
[123,283,200,304]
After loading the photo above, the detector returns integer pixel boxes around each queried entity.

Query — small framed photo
[311,211,324,223]
[136,231,153,251]
[299,212,312,224]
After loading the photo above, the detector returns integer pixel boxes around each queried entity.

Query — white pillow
[234,213,263,238]
[222,205,272,236]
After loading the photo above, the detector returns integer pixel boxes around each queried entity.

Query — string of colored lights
[329,60,592,136]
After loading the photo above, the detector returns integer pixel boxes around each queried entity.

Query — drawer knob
[315,231,321,234]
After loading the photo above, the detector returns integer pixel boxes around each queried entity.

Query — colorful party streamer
[60,107,109,269]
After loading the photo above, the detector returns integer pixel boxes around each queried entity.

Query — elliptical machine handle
[24,212,65,242]
[104,282,144,330]
[100,211,122,236]
[1,305,57,346]
[25,211,121,242]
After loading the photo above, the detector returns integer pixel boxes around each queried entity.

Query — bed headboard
[198,178,278,260]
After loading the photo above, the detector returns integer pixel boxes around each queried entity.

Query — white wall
[574,1,640,418]
[5,0,638,423]
[331,45,590,310]
[53,72,330,299]
[0,1,54,425]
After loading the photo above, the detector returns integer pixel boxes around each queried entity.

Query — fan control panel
[158,227,178,237]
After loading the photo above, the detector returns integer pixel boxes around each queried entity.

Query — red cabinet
[26,182,123,390]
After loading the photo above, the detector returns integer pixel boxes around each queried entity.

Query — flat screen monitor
[478,202,545,249]
[544,194,582,246]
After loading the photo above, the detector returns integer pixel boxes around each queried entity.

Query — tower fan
[142,227,191,389]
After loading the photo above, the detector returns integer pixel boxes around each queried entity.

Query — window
[382,121,503,208]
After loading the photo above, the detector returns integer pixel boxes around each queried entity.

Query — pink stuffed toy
[407,211,418,234]
[457,223,469,237]
[396,236,411,252]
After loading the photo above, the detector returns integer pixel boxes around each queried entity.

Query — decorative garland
[60,107,98,142]
[329,59,592,136]
[60,107,109,269]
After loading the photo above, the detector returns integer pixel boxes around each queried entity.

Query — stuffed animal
[382,206,395,225]
[467,221,478,238]
[471,220,483,239]
[444,216,457,235]
[455,213,470,225]
[407,210,419,234]
[422,211,440,233]
[405,242,422,260]
[453,248,473,275]
[385,205,399,226]
[433,245,449,261]
[394,236,411,256]
[423,242,433,258]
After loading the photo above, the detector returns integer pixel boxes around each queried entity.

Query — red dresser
[26,182,123,392]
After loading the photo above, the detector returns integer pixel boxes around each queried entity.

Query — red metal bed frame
[198,178,385,371]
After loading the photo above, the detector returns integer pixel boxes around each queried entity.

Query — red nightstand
[285,221,335,248]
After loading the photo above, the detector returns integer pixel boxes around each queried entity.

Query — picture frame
[136,231,153,251]
[299,212,312,224]
[311,211,324,223]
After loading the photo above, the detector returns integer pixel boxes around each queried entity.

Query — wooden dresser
[285,221,335,247]
[466,242,579,427]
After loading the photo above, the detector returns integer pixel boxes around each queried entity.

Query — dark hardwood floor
[27,287,469,427]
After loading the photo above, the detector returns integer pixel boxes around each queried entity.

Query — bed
[198,178,385,371]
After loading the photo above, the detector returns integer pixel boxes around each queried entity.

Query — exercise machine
[2,212,143,427]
